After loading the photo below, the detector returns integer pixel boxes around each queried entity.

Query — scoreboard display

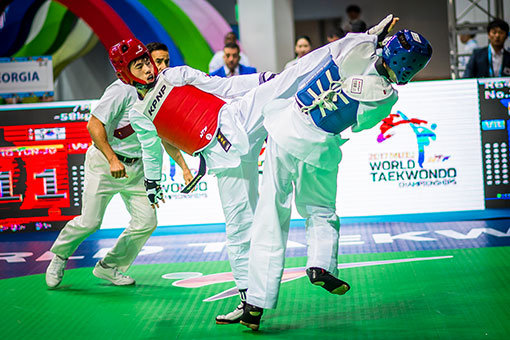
[0,101,92,232]
[477,78,510,208]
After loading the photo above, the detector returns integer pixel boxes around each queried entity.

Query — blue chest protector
[295,56,359,134]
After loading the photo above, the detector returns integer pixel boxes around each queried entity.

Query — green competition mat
[2,247,509,339]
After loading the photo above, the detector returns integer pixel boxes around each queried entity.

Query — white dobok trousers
[246,137,340,309]
[50,146,157,272]
[213,114,266,290]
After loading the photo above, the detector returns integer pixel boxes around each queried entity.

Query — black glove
[144,179,164,205]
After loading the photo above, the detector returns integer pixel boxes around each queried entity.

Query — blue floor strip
[1,216,509,280]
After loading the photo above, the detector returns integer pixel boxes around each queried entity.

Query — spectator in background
[326,28,346,43]
[464,19,510,78]
[284,35,312,70]
[458,24,479,77]
[146,42,170,72]
[342,4,367,33]
[210,42,257,77]
[460,25,479,53]
[209,31,251,73]
[20,95,39,103]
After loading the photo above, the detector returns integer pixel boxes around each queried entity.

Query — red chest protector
[140,77,226,155]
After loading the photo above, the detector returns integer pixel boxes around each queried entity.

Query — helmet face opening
[109,38,159,87]
[382,29,433,84]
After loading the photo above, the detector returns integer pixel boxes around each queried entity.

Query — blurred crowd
[208,4,370,76]
[208,3,510,82]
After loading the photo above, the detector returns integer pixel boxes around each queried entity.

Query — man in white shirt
[45,43,192,288]
[209,31,251,73]
[342,4,367,33]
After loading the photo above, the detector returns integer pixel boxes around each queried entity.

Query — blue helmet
[382,29,432,84]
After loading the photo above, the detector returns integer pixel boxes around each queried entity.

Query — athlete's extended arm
[129,108,165,208]
[161,140,193,185]
[162,66,264,99]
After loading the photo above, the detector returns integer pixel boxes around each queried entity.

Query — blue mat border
[1,209,509,243]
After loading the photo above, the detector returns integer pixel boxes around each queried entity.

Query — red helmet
[109,38,158,87]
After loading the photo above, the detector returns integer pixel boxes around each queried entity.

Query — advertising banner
[0,56,54,98]
[336,79,485,216]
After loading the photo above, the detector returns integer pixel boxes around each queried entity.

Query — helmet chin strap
[133,78,157,92]
[375,58,404,84]
[375,58,391,81]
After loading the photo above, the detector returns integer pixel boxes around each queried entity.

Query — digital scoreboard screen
[477,78,510,208]
[0,101,92,232]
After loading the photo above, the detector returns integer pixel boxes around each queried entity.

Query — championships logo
[370,111,456,187]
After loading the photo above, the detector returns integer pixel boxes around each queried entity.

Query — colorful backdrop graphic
[0,0,231,74]
[378,111,438,168]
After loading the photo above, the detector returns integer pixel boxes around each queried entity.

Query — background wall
[55,42,116,100]
[292,0,451,79]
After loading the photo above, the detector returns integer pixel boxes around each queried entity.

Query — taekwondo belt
[93,145,139,165]
[114,153,139,165]
[180,129,231,194]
